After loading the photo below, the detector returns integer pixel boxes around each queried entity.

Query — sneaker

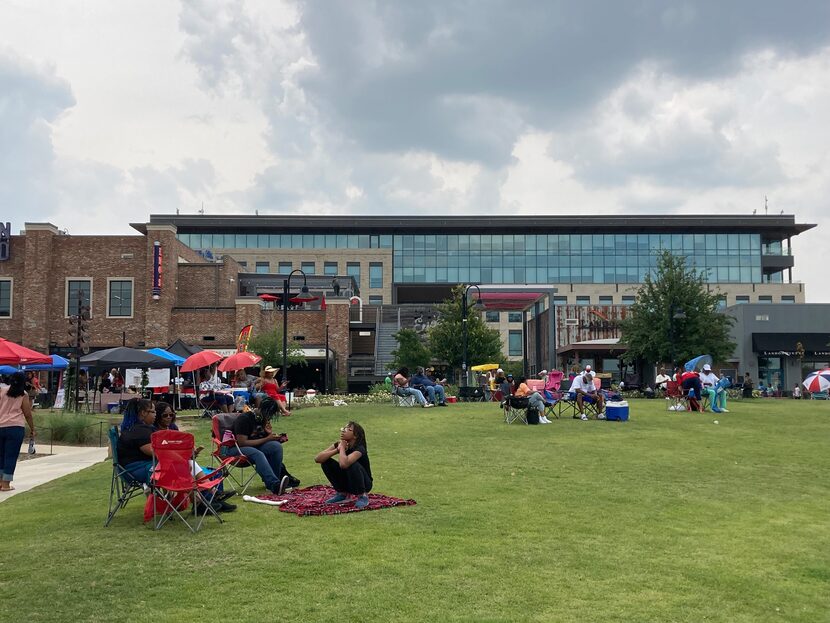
[354,494,370,509]
[580,413,588,421]
[423,403,433,408]
[597,411,606,420]
[325,492,349,504]
[437,402,448,407]
[287,476,301,488]
[218,500,237,512]
[277,475,290,495]
[720,408,730,413]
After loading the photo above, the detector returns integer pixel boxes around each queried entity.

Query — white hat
[496,368,504,373]
[703,364,712,371]
[539,369,548,376]
[585,365,592,371]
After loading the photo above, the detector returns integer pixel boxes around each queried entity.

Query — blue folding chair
[105,425,147,527]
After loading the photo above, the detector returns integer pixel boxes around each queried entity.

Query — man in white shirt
[569,369,604,421]
[655,367,671,393]
[698,364,725,413]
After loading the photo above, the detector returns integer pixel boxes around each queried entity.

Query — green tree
[390,328,432,371]
[619,250,735,367]
[428,286,503,378]
[248,329,306,369]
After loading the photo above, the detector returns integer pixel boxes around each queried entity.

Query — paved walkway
[0,442,109,503]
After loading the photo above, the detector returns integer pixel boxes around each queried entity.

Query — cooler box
[605,401,629,421]
[446,396,457,403]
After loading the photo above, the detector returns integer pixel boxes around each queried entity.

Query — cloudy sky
[2,1,829,300]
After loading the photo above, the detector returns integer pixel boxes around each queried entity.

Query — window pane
[485,311,500,322]
[109,280,132,317]
[0,280,10,317]
[508,330,523,356]
[255,262,270,274]
[278,262,292,273]
[508,312,522,323]
[301,262,316,275]
[67,280,91,315]
[324,262,338,276]
[369,263,383,288]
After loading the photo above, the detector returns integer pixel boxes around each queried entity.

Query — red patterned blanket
[256,484,416,516]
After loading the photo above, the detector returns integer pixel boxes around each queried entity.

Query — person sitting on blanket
[314,421,373,509]
[117,399,235,511]
[228,398,300,495]
[569,369,605,421]
[513,376,552,424]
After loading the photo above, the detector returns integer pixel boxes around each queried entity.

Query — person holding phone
[314,421,372,509]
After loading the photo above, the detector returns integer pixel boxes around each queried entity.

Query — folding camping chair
[150,430,229,532]
[211,413,256,496]
[504,396,530,424]
[459,386,485,402]
[391,386,417,407]
[104,425,147,527]
[665,381,688,411]
[198,389,222,418]
[541,370,565,420]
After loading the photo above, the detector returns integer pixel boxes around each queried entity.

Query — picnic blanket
[255,484,416,516]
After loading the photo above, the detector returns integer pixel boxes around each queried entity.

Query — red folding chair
[666,381,688,411]
[211,414,256,496]
[150,430,231,532]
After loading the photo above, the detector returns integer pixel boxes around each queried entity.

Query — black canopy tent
[79,347,174,370]
[166,339,204,359]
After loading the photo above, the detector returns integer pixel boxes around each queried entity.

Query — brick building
[0,223,352,390]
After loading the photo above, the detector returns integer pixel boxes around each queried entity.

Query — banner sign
[0,222,10,261]
[237,325,253,352]
[152,242,163,298]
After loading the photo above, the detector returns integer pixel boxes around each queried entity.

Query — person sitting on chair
[410,367,447,406]
[698,364,721,412]
[392,367,432,408]
[153,402,180,431]
[655,367,671,395]
[199,367,232,413]
[227,398,300,495]
[254,366,291,417]
[678,368,704,412]
[315,421,373,509]
[513,376,552,424]
[569,369,605,421]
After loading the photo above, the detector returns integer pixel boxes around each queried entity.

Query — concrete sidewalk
[0,443,109,502]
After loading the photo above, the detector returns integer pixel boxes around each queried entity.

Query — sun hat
[264,365,280,373]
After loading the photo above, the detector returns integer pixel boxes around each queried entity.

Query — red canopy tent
[0,338,52,366]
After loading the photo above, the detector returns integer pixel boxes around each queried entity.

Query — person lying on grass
[314,421,373,509]
[117,399,235,512]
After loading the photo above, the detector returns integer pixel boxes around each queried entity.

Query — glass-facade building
[140,213,812,306]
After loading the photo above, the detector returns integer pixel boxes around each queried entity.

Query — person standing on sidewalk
[0,372,35,492]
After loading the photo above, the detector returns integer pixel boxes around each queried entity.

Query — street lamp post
[281,269,314,402]
[461,284,483,387]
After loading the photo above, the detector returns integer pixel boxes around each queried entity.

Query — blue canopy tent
[0,355,70,372]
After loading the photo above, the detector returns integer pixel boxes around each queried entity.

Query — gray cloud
[0,50,75,227]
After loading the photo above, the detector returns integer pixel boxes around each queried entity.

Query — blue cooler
[605,401,629,421]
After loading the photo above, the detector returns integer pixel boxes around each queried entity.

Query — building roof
[134,214,814,237]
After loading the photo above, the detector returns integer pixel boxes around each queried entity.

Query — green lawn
[1,399,828,622]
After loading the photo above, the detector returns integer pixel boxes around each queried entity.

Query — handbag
[27,436,36,455]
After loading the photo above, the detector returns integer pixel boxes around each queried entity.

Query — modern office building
[0,214,816,391]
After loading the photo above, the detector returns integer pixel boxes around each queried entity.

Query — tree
[619,250,735,367]
[390,328,432,371]
[248,329,306,370]
[428,286,503,377]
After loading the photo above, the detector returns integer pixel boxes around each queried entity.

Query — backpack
[526,407,540,425]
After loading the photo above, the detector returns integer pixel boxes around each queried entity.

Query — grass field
[1,398,828,622]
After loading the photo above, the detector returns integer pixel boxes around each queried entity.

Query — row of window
[394,233,764,254]
[244,260,385,289]
[179,233,394,250]
[486,311,525,323]
[0,279,134,319]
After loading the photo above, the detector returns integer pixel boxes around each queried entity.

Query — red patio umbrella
[0,338,52,366]
[218,351,262,372]
[180,350,224,373]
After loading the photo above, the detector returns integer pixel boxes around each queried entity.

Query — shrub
[35,413,111,445]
